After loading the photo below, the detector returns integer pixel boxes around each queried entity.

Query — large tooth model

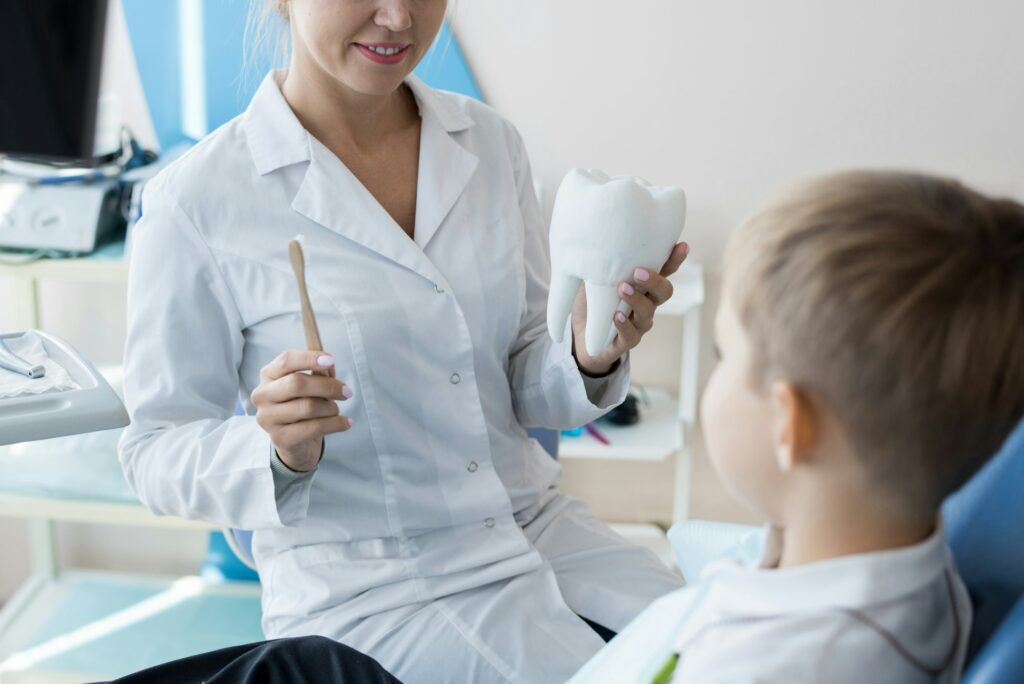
[547,168,687,357]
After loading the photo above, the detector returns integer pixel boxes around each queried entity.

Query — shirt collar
[704,520,952,614]
[243,70,475,176]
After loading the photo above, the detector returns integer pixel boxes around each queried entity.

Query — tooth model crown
[547,168,686,357]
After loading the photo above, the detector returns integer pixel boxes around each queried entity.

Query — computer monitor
[0,0,109,161]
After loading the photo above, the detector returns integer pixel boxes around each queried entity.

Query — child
[571,170,1024,683]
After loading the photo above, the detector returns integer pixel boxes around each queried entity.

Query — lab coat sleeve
[118,181,314,530]
[504,125,631,430]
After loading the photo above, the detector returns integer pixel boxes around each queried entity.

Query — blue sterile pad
[0,331,128,446]
[0,572,264,680]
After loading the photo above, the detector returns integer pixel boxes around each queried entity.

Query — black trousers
[101,618,616,683]
[102,636,403,684]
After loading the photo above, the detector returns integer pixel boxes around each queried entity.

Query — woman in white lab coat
[119,1,688,682]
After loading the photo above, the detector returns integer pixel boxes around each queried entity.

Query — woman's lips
[354,43,410,65]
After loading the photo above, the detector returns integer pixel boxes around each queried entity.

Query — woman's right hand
[251,350,354,472]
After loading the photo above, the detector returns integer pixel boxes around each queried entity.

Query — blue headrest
[962,596,1024,684]
[944,416,1024,659]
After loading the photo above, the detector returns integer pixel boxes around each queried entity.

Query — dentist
[119,1,688,682]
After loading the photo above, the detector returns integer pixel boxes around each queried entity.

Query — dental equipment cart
[0,243,263,684]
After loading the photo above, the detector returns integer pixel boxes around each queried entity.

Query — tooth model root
[546,168,687,358]
[547,270,581,344]
[584,281,622,357]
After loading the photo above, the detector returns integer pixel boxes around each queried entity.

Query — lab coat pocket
[271,538,410,615]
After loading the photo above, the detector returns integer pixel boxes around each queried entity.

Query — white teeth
[547,168,687,356]
[367,46,402,56]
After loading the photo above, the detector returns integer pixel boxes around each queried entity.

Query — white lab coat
[570,524,971,683]
[119,72,682,683]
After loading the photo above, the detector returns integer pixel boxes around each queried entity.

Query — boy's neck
[777,498,936,568]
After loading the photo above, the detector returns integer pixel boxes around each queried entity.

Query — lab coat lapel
[251,71,478,285]
[291,137,448,287]
[413,111,480,251]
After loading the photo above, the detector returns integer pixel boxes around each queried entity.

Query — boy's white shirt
[570,522,972,684]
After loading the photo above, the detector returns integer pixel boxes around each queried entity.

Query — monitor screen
[0,0,108,160]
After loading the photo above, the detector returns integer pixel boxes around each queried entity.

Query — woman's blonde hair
[242,0,291,88]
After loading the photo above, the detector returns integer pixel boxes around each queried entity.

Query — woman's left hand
[571,241,690,376]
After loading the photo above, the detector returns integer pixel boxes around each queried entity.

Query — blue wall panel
[414,21,483,101]
[121,0,184,149]
[122,0,482,151]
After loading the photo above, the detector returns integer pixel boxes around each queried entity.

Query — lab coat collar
[242,71,475,175]
[244,71,480,283]
[404,74,476,133]
[408,77,480,250]
[243,71,312,176]
[705,521,950,615]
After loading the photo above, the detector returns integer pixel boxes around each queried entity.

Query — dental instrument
[0,335,45,378]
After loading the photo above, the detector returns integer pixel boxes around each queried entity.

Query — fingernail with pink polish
[616,312,627,323]
[317,355,334,368]
[621,283,635,296]
[342,385,354,399]
[634,268,650,282]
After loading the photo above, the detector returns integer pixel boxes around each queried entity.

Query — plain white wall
[451,0,1024,271]
[3,0,1024,600]
[449,0,1024,523]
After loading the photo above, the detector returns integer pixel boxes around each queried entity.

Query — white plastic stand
[0,331,129,446]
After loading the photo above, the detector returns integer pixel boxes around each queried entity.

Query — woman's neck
[280,58,418,154]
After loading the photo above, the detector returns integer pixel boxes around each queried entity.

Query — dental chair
[669,417,1024,684]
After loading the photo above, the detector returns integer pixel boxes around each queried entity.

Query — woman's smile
[354,42,411,65]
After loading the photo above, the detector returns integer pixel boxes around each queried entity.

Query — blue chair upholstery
[201,530,259,581]
[963,596,1024,684]
[526,427,559,460]
[942,417,1024,672]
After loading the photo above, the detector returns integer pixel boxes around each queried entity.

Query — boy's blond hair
[727,170,1024,513]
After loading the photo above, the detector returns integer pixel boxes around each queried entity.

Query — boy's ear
[771,381,818,472]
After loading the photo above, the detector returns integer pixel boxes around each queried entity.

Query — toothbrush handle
[288,241,335,378]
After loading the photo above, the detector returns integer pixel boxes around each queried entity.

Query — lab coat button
[450,372,461,385]
[484,517,495,528]
[467,461,479,473]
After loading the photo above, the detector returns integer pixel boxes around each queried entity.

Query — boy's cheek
[701,366,780,516]
[701,368,752,482]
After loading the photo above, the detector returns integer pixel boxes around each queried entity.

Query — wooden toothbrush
[288,236,334,378]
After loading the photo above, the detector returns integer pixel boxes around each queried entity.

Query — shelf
[0,494,213,531]
[656,262,704,317]
[0,241,127,284]
[559,387,683,462]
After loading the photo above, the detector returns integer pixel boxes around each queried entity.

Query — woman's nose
[374,1,413,33]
